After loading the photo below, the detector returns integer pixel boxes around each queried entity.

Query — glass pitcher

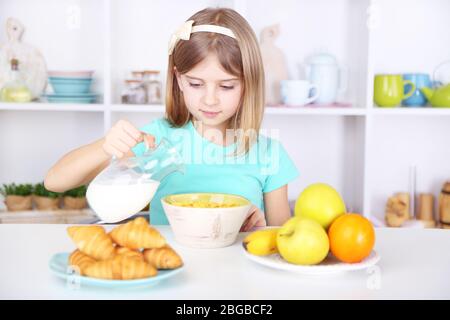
[86,138,185,223]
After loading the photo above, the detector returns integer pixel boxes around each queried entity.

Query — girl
[45,8,299,231]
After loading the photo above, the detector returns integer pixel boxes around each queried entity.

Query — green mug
[374,74,416,107]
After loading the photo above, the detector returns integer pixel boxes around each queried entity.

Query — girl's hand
[102,120,155,158]
[240,205,267,232]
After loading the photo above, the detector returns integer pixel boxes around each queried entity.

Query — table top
[1,224,449,299]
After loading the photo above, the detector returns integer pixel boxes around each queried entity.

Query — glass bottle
[131,71,145,81]
[121,80,146,104]
[0,58,33,102]
[143,70,162,104]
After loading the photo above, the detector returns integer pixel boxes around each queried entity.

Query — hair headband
[168,20,237,55]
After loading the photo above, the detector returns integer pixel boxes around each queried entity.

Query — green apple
[277,217,329,265]
[295,183,346,229]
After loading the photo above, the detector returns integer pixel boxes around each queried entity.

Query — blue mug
[402,73,432,107]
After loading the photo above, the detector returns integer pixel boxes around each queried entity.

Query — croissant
[110,217,166,249]
[143,245,183,269]
[67,226,115,261]
[68,249,96,275]
[84,255,157,280]
[115,246,144,260]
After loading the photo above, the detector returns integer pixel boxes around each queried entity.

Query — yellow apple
[294,183,346,229]
[277,217,329,265]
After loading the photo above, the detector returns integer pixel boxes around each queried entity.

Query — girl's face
[176,53,243,131]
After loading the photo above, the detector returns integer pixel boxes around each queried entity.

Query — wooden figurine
[417,193,436,228]
[385,192,410,227]
[439,182,450,229]
[0,18,47,99]
[259,24,289,106]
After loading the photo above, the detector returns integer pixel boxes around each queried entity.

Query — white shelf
[110,104,165,113]
[0,102,369,116]
[0,102,105,112]
[370,107,450,116]
[0,209,95,224]
[266,106,366,116]
[3,102,450,117]
[110,104,366,116]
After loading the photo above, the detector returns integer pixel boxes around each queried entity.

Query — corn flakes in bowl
[161,193,252,248]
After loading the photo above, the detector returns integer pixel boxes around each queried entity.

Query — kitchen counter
[0,224,449,299]
[0,210,96,224]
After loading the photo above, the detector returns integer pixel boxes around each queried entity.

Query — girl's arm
[240,185,292,231]
[264,185,292,226]
[44,120,154,193]
[44,137,114,193]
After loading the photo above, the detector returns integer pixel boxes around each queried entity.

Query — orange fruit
[328,213,375,263]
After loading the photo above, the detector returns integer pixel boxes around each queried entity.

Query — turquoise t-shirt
[132,118,299,225]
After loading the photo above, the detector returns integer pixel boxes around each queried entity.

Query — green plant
[63,185,87,198]
[33,183,61,198]
[0,183,33,197]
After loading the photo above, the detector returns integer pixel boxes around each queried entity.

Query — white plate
[243,248,380,275]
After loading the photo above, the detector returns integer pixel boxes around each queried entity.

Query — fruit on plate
[294,183,346,229]
[328,213,375,263]
[277,217,329,265]
[243,228,279,256]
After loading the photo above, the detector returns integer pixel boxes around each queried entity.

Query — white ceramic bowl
[161,193,252,248]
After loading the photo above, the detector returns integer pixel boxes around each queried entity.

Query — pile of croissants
[67,217,183,280]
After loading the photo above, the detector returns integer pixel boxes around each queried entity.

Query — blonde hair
[165,7,265,156]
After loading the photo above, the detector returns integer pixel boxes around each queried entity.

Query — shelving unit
[1,0,449,224]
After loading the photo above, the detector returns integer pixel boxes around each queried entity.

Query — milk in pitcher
[86,179,160,223]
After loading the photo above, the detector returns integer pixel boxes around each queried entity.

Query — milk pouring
[87,138,184,223]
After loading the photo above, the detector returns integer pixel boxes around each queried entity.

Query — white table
[0,225,449,299]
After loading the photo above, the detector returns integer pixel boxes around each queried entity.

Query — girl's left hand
[240,205,267,232]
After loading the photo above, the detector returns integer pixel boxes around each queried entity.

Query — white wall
[0,0,106,95]
[0,0,449,221]
[372,0,450,77]
[111,0,216,103]
[0,110,104,182]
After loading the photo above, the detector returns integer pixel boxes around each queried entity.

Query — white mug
[280,80,320,106]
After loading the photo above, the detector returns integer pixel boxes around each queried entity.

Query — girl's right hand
[102,120,155,158]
